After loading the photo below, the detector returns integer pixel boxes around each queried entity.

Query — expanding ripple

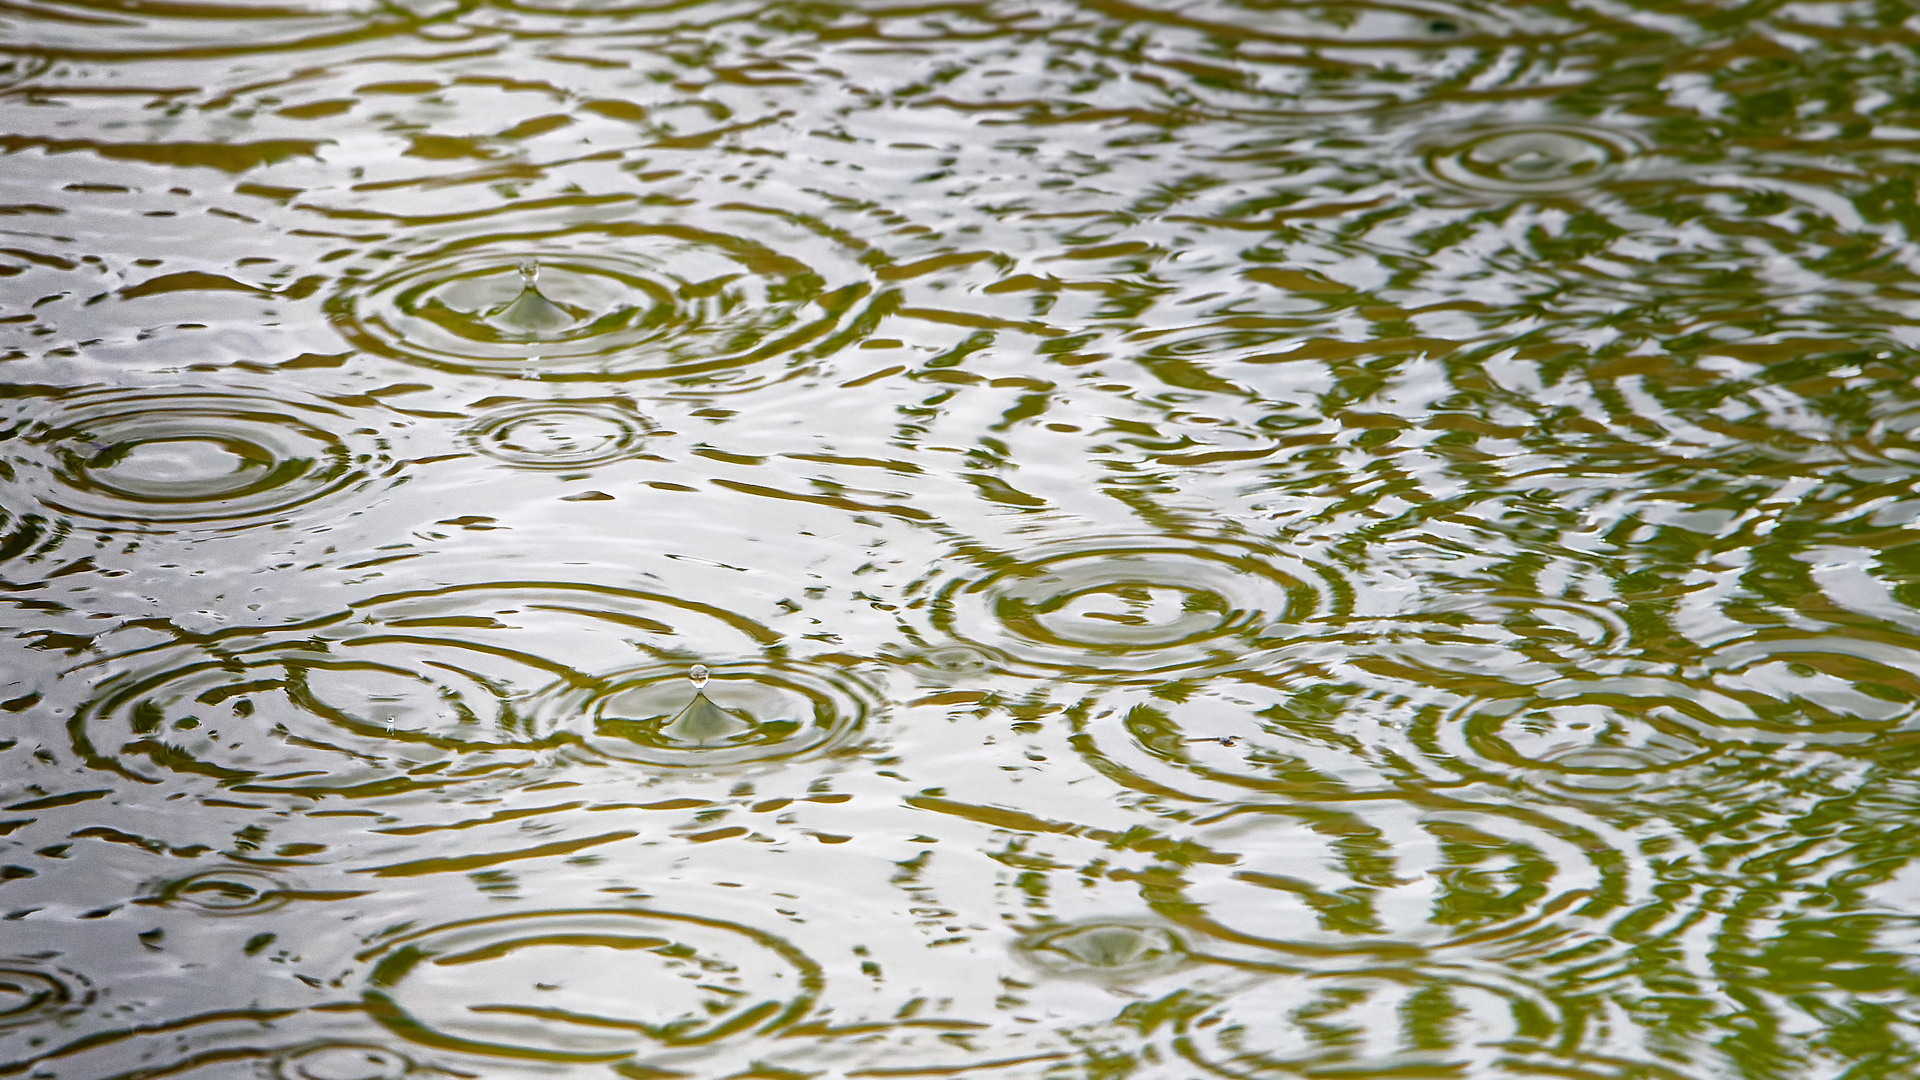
[464,397,658,471]
[329,220,871,387]
[356,908,819,1062]
[906,537,1326,680]
[1114,0,1502,42]
[66,580,783,797]
[1,0,431,60]
[147,867,292,914]
[1158,967,1576,1079]
[273,1043,419,1080]
[1419,123,1643,195]
[1172,797,1625,955]
[0,963,90,1029]
[541,660,876,769]
[1,386,388,532]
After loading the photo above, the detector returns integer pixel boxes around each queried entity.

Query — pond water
[3,1,1920,1077]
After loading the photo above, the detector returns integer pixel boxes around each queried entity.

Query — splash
[663,679,755,747]
[486,259,585,335]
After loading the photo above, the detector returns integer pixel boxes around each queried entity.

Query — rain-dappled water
[5,0,1920,1076]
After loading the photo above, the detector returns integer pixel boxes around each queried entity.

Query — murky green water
[3,1,1920,1077]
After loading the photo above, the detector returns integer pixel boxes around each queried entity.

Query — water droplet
[689,664,709,688]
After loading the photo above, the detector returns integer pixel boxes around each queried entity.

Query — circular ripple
[274,1043,416,1080]
[1435,694,1712,796]
[1059,587,1654,798]
[913,538,1320,680]
[0,964,91,1029]
[544,661,873,768]
[8,388,383,531]
[358,908,819,1061]
[1068,678,1413,803]
[70,581,780,797]
[150,868,289,914]
[1019,923,1187,978]
[465,399,656,470]
[1144,0,1494,41]
[1173,798,1622,954]
[1422,124,1638,194]
[330,223,864,385]
[1697,635,1920,743]
[1166,968,1564,1079]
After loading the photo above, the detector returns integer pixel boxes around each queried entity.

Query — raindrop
[689,664,710,688]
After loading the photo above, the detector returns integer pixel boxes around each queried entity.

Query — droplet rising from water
[487,258,585,335]
[689,664,709,688]
[663,691,754,746]
[557,662,868,767]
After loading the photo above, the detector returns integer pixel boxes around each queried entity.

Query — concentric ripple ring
[329,222,867,385]
[7,388,381,531]
[1422,124,1639,194]
[0,964,91,1029]
[544,660,874,769]
[464,398,656,470]
[67,581,782,797]
[914,538,1321,679]
[356,908,820,1062]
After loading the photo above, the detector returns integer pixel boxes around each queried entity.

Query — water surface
[4,1,1920,1078]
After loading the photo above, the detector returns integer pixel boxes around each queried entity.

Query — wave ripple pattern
[1,1,1919,1079]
